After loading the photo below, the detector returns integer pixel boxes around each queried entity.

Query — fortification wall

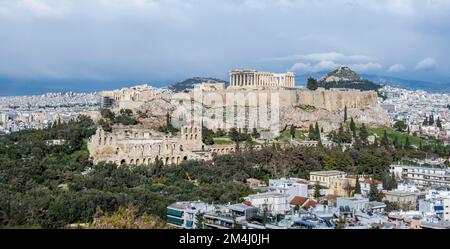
[297,88,378,112]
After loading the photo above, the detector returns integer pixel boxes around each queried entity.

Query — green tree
[344,105,348,122]
[195,212,204,229]
[381,130,389,147]
[436,117,442,129]
[359,123,368,145]
[368,182,384,202]
[393,120,407,132]
[229,128,240,149]
[404,136,411,150]
[314,122,321,141]
[290,125,296,139]
[391,172,397,189]
[349,117,356,133]
[313,183,322,198]
[251,128,260,139]
[308,124,315,140]
[307,77,319,91]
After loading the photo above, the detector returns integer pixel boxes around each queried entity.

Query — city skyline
[1,0,450,95]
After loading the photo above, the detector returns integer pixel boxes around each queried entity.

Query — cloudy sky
[1,0,450,93]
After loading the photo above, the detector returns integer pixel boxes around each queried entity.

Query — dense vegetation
[0,117,448,228]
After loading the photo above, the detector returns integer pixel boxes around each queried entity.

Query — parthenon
[229,69,296,89]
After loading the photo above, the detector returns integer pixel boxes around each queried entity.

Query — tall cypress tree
[315,122,321,141]
[381,130,389,147]
[308,124,315,140]
[350,117,356,133]
[344,105,348,122]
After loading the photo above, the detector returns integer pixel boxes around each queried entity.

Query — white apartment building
[244,191,290,215]
[268,177,308,201]
[391,164,450,188]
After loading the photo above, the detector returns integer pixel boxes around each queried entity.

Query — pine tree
[429,114,435,125]
[229,128,240,149]
[307,77,319,91]
[344,105,348,122]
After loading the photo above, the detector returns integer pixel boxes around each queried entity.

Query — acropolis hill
[88,68,388,166]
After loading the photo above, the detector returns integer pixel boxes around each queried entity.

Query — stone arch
[165,157,170,165]
[171,157,175,164]
[176,156,180,164]
[143,158,146,164]
[183,156,188,161]
[120,159,126,165]
[136,159,140,165]
[148,158,152,165]
[180,145,184,151]
[130,159,134,164]
[194,134,198,140]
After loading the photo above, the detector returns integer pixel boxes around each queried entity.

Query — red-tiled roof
[302,199,317,209]
[290,196,308,206]
[243,201,252,206]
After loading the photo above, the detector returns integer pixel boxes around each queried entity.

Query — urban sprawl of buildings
[380,86,450,142]
[167,159,450,229]
[0,92,101,135]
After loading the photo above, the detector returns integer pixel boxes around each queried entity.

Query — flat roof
[310,170,346,176]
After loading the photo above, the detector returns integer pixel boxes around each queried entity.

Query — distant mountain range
[168,77,228,92]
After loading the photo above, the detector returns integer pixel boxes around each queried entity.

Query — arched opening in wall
[166,144,169,151]
[190,134,193,140]
[143,158,146,164]
[194,134,198,140]
[136,159,140,165]
[109,137,113,144]
[202,145,205,151]
[148,158,152,165]
[165,157,170,165]
[116,148,120,154]
[176,157,180,164]
[184,127,188,133]
[180,145,184,151]
[130,159,134,164]
[185,134,188,140]
[103,137,107,145]
[120,159,126,165]
[171,157,175,164]
[183,156,188,161]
